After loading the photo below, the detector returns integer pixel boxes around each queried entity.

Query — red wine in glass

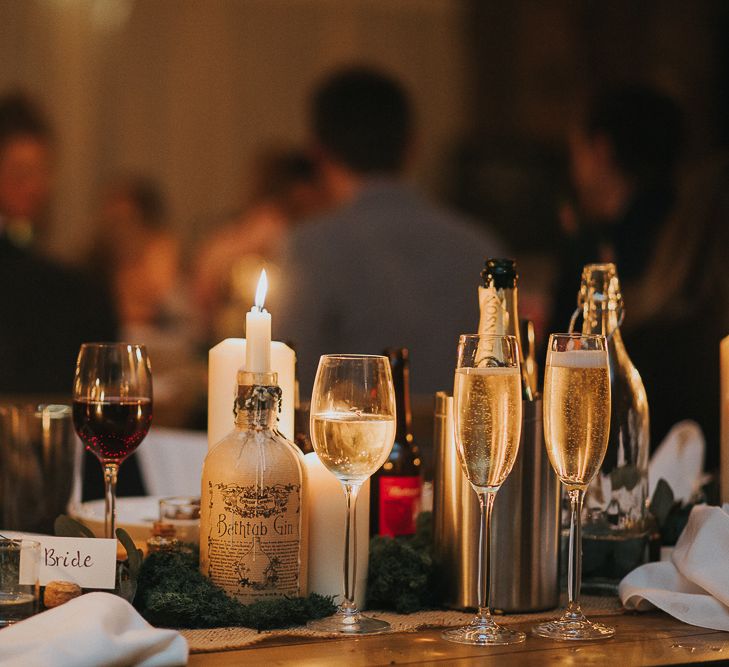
[72,343,152,539]
[73,397,152,463]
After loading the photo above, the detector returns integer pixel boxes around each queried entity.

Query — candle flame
[254,269,268,310]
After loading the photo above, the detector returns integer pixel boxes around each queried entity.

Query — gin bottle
[200,370,308,602]
[571,262,650,591]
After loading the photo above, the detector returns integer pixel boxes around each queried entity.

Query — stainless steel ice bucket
[0,404,82,534]
[433,392,560,612]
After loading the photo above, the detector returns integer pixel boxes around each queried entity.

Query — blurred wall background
[0,0,470,263]
[0,0,726,263]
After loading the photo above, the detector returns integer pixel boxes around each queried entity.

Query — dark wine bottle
[478,258,536,400]
[369,348,422,537]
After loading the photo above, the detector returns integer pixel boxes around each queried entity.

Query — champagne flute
[307,354,396,634]
[442,334,525,646]
[72,343,153,539]
[533,333,613,640]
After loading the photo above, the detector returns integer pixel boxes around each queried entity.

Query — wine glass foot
[307,609,390,635]
[532,613,615,641]
[442,618,526,646]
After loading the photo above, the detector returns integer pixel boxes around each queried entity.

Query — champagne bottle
[369,348,422,537]
[200,370,308,602]
[478,258,536,399]
[571,262,650,592]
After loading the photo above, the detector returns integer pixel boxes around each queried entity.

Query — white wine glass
[306,354,396,634]
[442,334,525,646]
[533,333,614,640]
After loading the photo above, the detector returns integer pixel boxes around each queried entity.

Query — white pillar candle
[208,339,295,447]
[245,270,272,373]
[304,452,369,610]
[721,335,729,503]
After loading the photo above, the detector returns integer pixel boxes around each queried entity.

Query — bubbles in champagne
[310,413,396,482]
[544,351,610,489]
[454,366,522,492]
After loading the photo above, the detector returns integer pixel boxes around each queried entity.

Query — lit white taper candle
[245,269,271,373]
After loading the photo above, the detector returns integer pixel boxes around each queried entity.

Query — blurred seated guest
[0,91,52,249]
[88,175,203,430]
[623,154,729,472]
[0,93,137,499]
[273,66,506,396]
[89,174,181,336]
[0,92,118,395]
[550,83,685,331]
[192,147,329,341]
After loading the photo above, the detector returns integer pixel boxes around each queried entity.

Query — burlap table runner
[182,595,624,653]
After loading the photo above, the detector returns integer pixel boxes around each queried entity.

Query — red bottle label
[378,476,422,537]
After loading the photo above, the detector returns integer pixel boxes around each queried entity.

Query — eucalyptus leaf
[116,527,143,580]
[609,464,642,491]
[54,514,95,539]
[649,478,675,525]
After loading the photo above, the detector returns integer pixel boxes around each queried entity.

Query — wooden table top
[187,612,729,666]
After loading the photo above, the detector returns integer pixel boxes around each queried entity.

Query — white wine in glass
[306,355,396,635]
[309,412,395,483]
[442,334,526,646]
[533,334,613,641]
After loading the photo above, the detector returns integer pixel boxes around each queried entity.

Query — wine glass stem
[477,491,496,620]
[103,463,119,540]
[342,482,361,612]
[567,487,585,612]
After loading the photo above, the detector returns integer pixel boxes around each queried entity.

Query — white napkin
[135,427,207,497]
[648,420,705,504]
[0,592,188,667]
[619,504,729,631]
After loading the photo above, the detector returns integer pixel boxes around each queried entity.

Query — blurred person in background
[88,174,203,430]
[273,66,506,396]
[0,92,118,395]
[90,174,182,338]
[623,154,729,472]
[0,92,135,499]
[550,83,685,332]
[0,91,52,248]
[192,147,329,343]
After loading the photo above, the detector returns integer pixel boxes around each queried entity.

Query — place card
[20,536,118,589]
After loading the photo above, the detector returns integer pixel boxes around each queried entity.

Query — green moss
[365,512,436,614]
[134,550,335,630]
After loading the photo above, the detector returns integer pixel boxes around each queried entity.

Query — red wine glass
[72,343,152,539]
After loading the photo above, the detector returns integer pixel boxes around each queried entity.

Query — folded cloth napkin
[0,592,188,667]
[620,504,729,631]
[648,420,705,505]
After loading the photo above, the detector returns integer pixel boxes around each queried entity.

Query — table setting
[0,260,728,667]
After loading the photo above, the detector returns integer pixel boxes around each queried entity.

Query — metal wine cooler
[433,392,560,612]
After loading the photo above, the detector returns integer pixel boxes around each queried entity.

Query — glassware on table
[0,404,81,534]
[442,334,525,646]
[306,354,396,635]
[159,496,200,546]
[571,263,650,591]
[72,343,152,539]
[532,333,614,641]
[0,538,40,626]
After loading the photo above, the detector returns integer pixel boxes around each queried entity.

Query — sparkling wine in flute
[454,366,522,491]
[532,333,614,641]
[544,351,610,489]
[310,412,395,482]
